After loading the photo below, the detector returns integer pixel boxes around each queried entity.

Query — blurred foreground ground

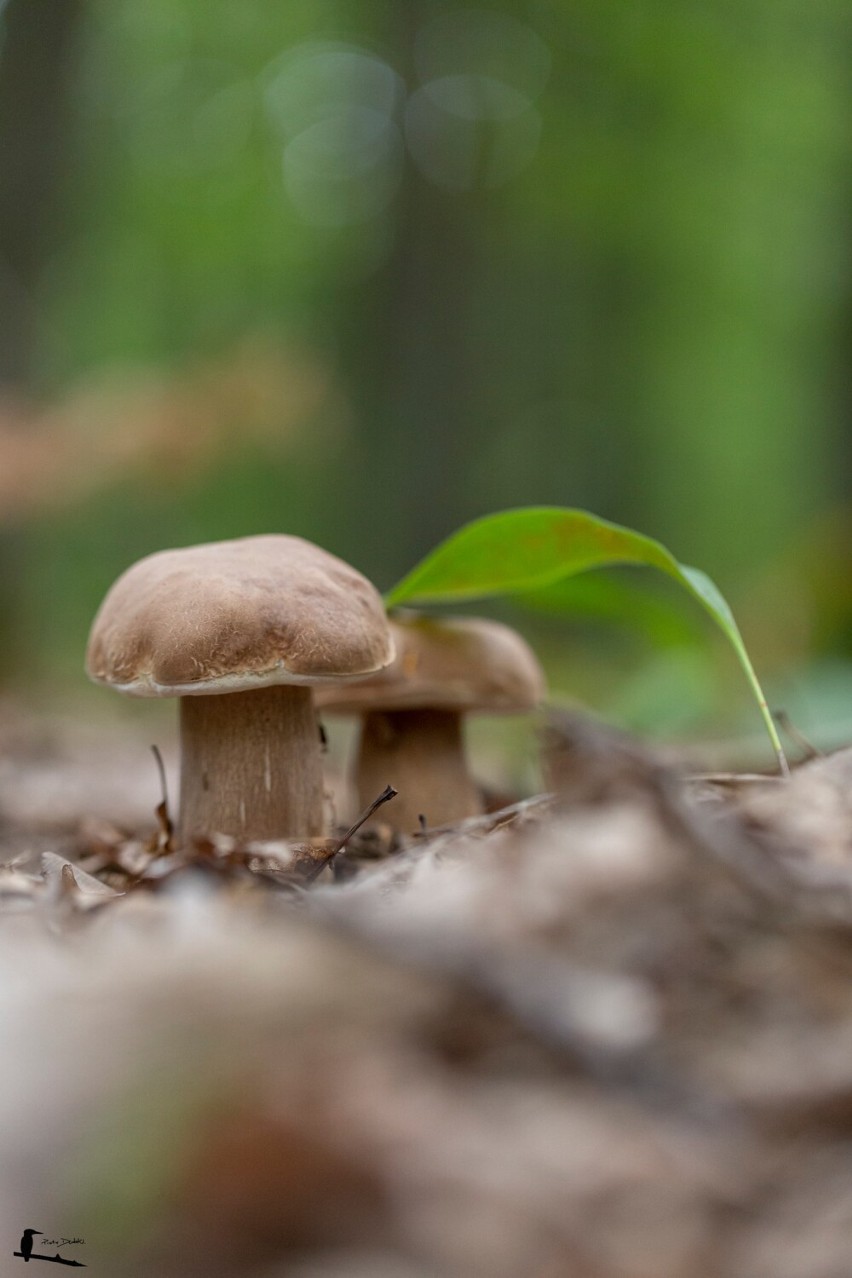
[2,708,852,1276]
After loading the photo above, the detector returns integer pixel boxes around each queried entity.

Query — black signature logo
[14,1231,86,1267]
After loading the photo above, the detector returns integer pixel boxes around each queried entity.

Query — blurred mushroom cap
[86,535,394,697]
[316,614,545,715]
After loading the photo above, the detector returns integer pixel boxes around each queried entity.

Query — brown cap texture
[86,535,394,697]
[316,614,546,715]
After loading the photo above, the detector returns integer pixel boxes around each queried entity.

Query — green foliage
[8,0,851,715]
[387,507,788,773]
[516,571,704,649]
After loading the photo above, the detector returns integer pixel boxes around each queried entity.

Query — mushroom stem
[354,708,483,834]
[179,685,324,842]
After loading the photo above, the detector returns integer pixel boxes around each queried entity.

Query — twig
[689,772,784,786]
[302,785,397,885]
[774,709,823,763]
[409,793,554,841]
[150,744,174,851]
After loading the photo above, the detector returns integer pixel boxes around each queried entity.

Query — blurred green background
[1,0,851,757]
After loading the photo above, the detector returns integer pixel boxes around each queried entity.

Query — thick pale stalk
[180,685,323,841]
[355,708,482,834]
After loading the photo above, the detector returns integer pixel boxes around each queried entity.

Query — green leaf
[386,507,787,774]
[517,569,704,648]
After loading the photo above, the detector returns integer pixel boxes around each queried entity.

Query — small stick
[302,785,397,884]
[151,744,170,811]
[774,709,823,762]
[150,744,174,850]
[690,772,784,786]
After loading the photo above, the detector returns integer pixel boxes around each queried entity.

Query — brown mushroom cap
[315,614,545,715]
[86,535,394,697]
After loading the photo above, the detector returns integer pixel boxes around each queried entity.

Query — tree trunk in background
[342,174,483,581]
[0,0,82,675]
[336,1,485,584]
[0,0,82,390]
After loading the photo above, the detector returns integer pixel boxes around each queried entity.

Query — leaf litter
[3,709,852,1274]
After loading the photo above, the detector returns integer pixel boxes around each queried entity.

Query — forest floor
[2,703,852,1278]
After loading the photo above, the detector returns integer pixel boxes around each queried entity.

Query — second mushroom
[316,613,546,833]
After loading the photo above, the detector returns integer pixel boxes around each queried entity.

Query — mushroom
[86,535,393,842]
[316,614,546,833]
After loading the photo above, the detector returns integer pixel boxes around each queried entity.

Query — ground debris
[5,711,852,1274]
[729,746,852,866]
